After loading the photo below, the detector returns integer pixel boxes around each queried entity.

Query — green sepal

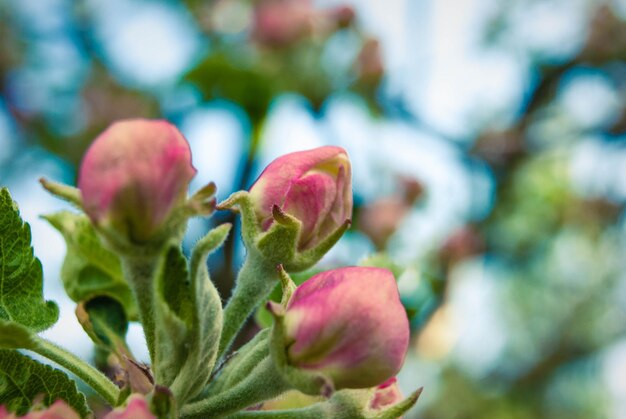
[217,191,259,248]
[185,182,218,217]
[163,183,218,234]
[0,349,90,417]
[94,181,219,259]
[39,178,82,208]
[287,219,351,271]
[0,188,59,331]
[75,296,131,357]
[371,387,423,418]
[218,191,351,272]
[44,211,138,320]
[255,206,301,266]
[153,224,231,404]
[0,319,36,349]
[329,386,423,419]
[227,387,423,419]
[276,265,296,305]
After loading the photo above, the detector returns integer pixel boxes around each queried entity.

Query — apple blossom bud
[78,119,196,243]
[249,146,352,251]
[355,38,384,84]
[251,0,313,48]
[103,395,155,419]
[280,267,409,389]
[0,400,80,419]
[327,5,354,29]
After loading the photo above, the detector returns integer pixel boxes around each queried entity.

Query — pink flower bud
[78,119,196,242]
[252,0,314,48]
[0,400,80,419]
[249,146,352,250]
[103,395,155,419]
[281,267,409,388]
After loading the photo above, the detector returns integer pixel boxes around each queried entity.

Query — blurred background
[1,0,626,417]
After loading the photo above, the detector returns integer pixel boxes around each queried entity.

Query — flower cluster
[3,119,418,418]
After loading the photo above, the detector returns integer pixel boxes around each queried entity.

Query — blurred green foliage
[1,0,626,417]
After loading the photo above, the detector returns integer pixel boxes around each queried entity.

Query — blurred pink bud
[0,400,80,419]
[328,5,354,28]
[356,38,384,81]
[78,119,196,242]
[103,395,155,419]
[252,0,313,48]
[282,267,409,388]
[369,378,403,411]
[249,146,352,250]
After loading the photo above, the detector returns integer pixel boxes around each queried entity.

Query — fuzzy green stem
[122,256,158,363]
[218,254,278,359]
[180,357,289,418]
[229,407,327,419]
[211,328,270,395]
[33,338,120,406]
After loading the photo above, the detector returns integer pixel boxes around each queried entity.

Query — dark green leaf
[0,319,36,349]
[0,188,59,331]
[185,54,276,124]
[0,349,90,417]
[75,296,129,355]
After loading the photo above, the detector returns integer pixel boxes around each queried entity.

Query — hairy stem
[180,357,289,418]
[122,256,158,363]
[218,254,278,359]
[33,338,120,406]
[229,407,326,419]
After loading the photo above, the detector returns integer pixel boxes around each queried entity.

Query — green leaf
[0,188,59,331]
[44,211,138,320]
[0,349,90,417]
[154,224,231,404]
[0,319,36,349]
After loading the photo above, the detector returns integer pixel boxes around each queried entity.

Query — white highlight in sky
[181,106,246,198]
[559,72,621,129]
[255,95,327,174]
[89,0,202,86]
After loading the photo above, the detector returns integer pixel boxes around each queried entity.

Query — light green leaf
[44,211,138,320]
[0,349,90,417]
[0,319,36,349]
[154,224,231,404]
[0,188,59,331]
[153,244,191,388]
